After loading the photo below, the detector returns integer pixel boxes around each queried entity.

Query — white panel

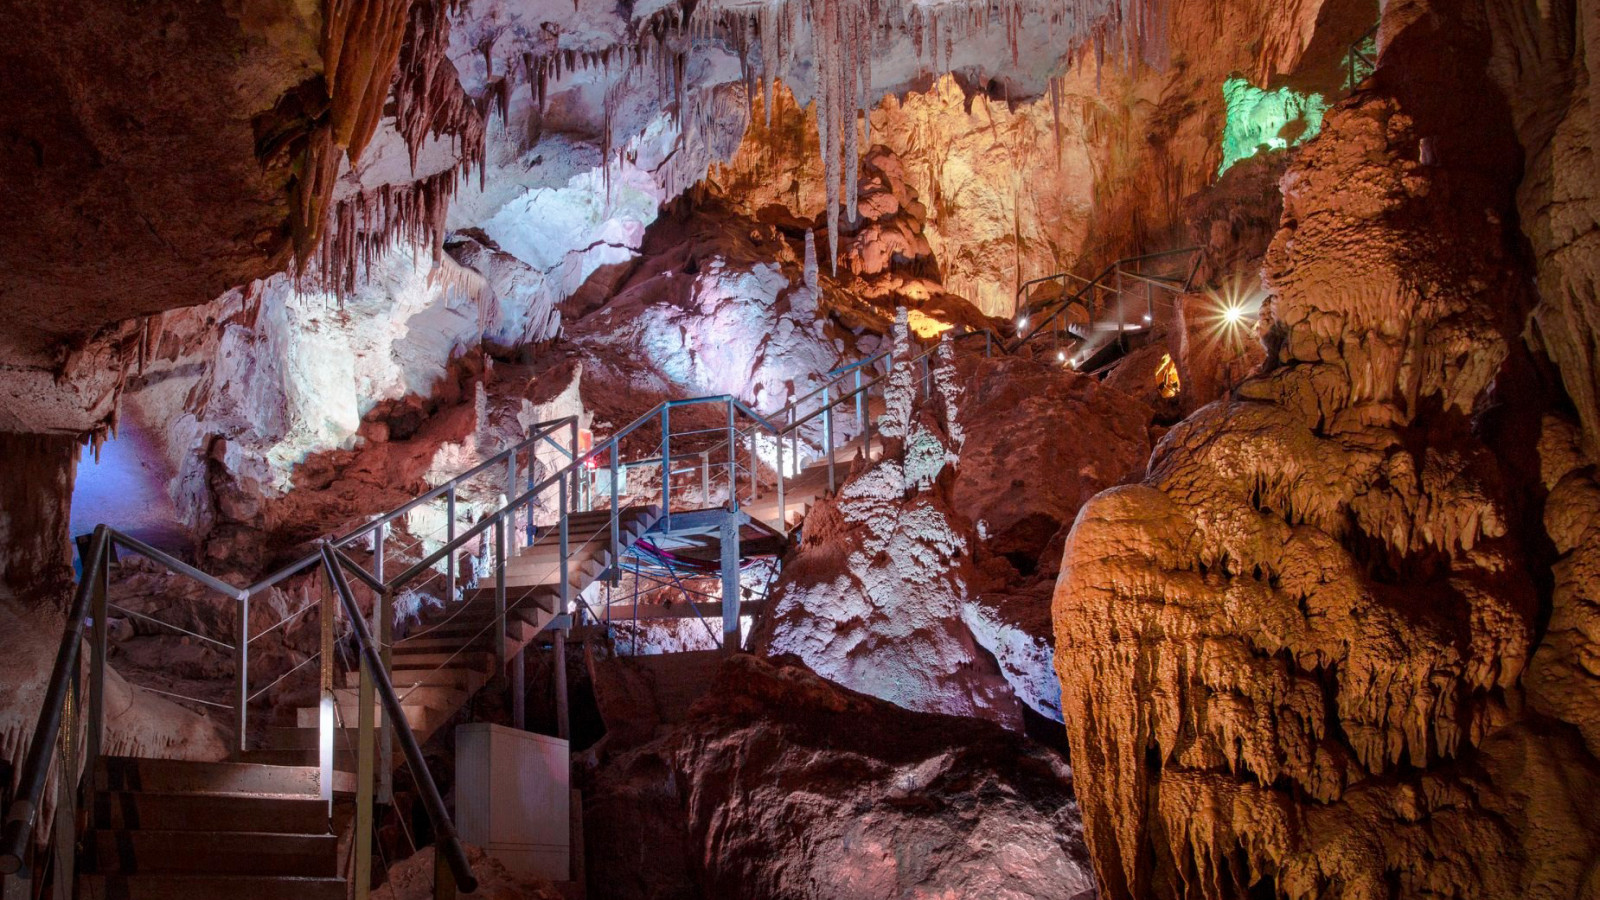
[455,724,570,882]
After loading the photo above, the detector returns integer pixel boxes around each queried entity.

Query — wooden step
[261,727,356,752]
[356,667,486,693]
[335,684,466,712]
[239,747,362,771]
[96,758,323,800]
[88,830,338,877]
[78,874,345,900]
[91,792,329,835]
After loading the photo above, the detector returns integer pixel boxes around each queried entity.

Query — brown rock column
[0,432,79,604]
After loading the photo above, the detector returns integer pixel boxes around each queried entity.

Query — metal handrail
[1006,247,1201,355]
[0,527,108,873]
[2,331,941,888]
[322,545,477,893]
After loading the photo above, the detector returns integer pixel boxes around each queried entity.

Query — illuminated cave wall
[1217,75,1328,175]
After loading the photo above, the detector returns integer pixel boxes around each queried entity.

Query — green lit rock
[1218,75,1328,175]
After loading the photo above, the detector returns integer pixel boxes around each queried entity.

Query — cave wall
[1492,0,1600,458]
[1052,1,1600,896]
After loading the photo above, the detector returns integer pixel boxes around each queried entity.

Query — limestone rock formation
[1052,4,1600,897]
[582,653,1097,900]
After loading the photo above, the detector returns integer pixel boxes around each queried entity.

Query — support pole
[494,518,507,669]
[554,630,570,740]
[776,428,786,531]
[445,485,457,603]
[660,406,672,531]
[375,524,393,805]
[720,514,741,653]
[507,454,519,553]
[511,649,525,731]
[854,368,866,434]
[354,634,376,900]
[236,592,249,757]
[50,676,74,900]
[726,400,739,512]
[701,451,711,506]
[609,442,621,585]
[86,550,108,774]
[824,386,835,493]
[318,581,335,807]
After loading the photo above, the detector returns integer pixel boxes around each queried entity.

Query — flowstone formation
[753,312,1156,729]
[1053,5,1600,897]
[753,315,1024,726]
[582,654,1098,900]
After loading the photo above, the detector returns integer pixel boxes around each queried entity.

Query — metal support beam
[554,630,570,740]
[494,518,507,669]
[720,515,740,653]
[511,650,525,731]
[660,405,671,531]
[445,485,457,602]
[235,593,249,756]
[354,642,376,900]
[824,386,835,493]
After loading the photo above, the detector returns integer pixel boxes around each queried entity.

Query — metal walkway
[0,338,928,900]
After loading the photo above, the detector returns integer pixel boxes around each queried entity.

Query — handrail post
[1116,267,1126,351]
[788,406,798,471]
[854,368,866,435]
[701,450,711,505]
[660,405,672,531]
[319,546,477,895]
[494,517,507,670]
[318,577,335,807]
[434,844,457,900]
[235,591,250,757]
[569,420,581,514]
[776,426,786,531]
[52,669,76,900]
[445,485,457,603]
[355,616,377,900]
[823,386,835,494]
[609,442,621,585]
[375,523,393,806]
[726,400,739,513]
[506,453,519,553]
[747,429,757,505]
[86,547,108,779]
[559,469,570,624]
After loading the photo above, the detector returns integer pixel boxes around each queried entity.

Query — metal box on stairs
[454,724,570,882]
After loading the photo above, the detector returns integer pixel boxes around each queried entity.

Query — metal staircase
[1,337,941,900]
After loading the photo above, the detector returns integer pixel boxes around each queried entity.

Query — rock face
[582,653,1096,900]
[752,326,1155,729]
[1052,4,1600,897]
[752,324,1023,727]
[1494,0,1600,458]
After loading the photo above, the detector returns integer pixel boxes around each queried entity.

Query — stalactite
[394,0,486,183]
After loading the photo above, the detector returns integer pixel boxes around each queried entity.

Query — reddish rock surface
[581,654,1096,900]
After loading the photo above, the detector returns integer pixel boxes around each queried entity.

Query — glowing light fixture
[1017,315,1029,332]
[1057,350,1066,362]
[1222,304,1247,326]
[1142,313,1153,324]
